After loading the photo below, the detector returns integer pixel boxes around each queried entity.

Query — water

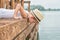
[39,11,60,40]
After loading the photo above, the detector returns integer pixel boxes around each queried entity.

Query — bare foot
[13,16,22,19]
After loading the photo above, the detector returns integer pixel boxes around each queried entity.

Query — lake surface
[39,11,60,40]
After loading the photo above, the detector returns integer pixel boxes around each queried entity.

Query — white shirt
[0,8,28,18]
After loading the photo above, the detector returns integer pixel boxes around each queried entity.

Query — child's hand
[28,13,35,23]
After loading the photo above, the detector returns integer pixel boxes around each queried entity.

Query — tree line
[25,5,60,11]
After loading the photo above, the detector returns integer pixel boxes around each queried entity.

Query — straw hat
[31,9,44,22]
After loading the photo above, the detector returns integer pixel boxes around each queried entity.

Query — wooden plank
[15,32,25,40]
[23,23,35,37]
[34,32,38,40]
[0,19,38,40]
[0,19,27,40]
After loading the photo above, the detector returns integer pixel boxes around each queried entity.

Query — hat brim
[31,9,44,22]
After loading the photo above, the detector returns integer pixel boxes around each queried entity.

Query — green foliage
[24,5,60,11]
[30,5,45,11]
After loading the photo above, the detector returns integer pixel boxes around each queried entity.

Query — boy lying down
[0,4,43,23]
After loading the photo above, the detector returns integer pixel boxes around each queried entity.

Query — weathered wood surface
[0,19,37,40]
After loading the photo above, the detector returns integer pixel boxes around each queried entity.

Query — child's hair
[10,0,20,5]
[9,0,20,8]
[15,0,20,3]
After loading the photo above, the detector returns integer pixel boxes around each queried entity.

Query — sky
[30,0,60,9]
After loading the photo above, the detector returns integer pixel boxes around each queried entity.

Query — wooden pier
[0,0,40,40]
[0,19,38,40]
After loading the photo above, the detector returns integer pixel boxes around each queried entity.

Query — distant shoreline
[40,10,60,11]
[24,5,60,11]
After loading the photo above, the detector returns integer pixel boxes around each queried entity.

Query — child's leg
[14,4,35,23]
[13,4,20,17]
[19,4,27,18]
[13,4,27,18]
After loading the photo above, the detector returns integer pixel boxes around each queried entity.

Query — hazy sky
[30,0,60,9]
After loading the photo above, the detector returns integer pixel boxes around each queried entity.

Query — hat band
[32,11,41,22]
